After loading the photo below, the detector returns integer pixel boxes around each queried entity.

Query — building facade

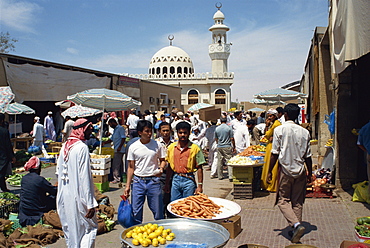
[130,5,234,112]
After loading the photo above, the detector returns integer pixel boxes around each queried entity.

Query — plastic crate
[233,184,252,192]
[9,213,42,229]
[94,181,110,193]
[232,167,253,178]
[0,199,20,218]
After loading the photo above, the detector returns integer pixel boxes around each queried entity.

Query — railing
[129,72,234,80]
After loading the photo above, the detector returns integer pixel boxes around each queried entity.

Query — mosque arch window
[156,67,160,74]
[188,89,199,104]
[151,68,155,74]
[170,66,175,74]
[177,67,182,74]
[163,67,168,74]
[149,69,151,74]
[184,67,188,74]
[215,89,226,104]
[189,67,192,74]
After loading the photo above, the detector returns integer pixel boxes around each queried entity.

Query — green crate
[9,213,42,229]
[232,167,253,178]
[94,181,110,193]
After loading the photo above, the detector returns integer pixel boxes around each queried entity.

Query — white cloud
[0,0,41,33]
[66,47,79,55]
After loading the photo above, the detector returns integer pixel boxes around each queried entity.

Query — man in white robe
[32,117,45,149]
[44,111,56,141]
[57,119,97,248]
[234,123,251,154]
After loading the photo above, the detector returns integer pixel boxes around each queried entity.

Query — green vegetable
[6,174,24,186]
[355,225,370,237]
[0,192,19,200]
[357,217,370,225]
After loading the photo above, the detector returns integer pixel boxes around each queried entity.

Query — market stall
[227,146,266,199]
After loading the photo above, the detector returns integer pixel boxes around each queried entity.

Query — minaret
[209,3,231,75]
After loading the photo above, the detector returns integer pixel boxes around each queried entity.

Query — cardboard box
[220,215,241,239]
[91,168,110,175]
[92,175,108,183]
[199,107,221,122]
[340,240,370,248]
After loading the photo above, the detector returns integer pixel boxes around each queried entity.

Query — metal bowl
[120,218,229,248]
[238,244,269,248]
[285,245,318,248]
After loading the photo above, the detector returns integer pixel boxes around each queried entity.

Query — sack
[117,196,136,228]
[352,181,370,204]
[324,109,335,134]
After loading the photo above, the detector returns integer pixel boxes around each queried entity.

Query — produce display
[0,199,16,207]
[170,193,221,219]
[355,217,370,240]
[14,151,32,166]
[5,174,24,186]
[238,147,265,157]
[250,145,266,152]
[325,138,333,147]
[0,192,19,200]
[227,155,260,165]
[125,223,176,247]
[260,137,269,143]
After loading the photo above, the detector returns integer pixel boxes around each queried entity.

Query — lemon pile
[125,223,175,247]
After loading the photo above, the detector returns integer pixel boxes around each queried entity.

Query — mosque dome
[148,45,194,76]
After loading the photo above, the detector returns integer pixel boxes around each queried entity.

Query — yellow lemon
[126,231,133,238]
[159,238,166,245]
[155,230,162,236]
[152,239,159,247]
[141,240,149,247]
[146,238,152,245]
[137,233,143,239]
[166,235,174,241]
[149,232,157,240]
[158,226,164,231]
[169,232,175,238]
[150,225,156,232]
[162,233,167,239]
[140,226,146,232]
[132,239,140,246]
[138,238,144,244]
[166,228,172,233]
[153,224,158,228]
[132,233,137,239]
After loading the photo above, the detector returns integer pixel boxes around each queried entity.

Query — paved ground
[9,163,370,248]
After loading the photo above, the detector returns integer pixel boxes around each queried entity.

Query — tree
[0,32,18,53]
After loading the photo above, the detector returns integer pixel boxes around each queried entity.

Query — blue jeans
[170,174,196,202]
[131,175,163,224]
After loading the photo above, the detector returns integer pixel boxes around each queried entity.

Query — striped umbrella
[61,105,102,118]
[0,86,15,113]
[188,103,213,111]
[5,102,35,115]
[67,88,141,111]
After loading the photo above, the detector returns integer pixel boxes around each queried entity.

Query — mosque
[129,4,234,112]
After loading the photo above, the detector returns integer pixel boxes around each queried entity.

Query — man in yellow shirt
[166,121,206,201]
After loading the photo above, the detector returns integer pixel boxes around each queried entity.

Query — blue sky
[0,0,328,101]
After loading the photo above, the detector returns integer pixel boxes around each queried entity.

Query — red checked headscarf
[24,156,40,171]
[63,118,92,162]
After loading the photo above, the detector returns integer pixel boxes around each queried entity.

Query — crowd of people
[0,102,318,246]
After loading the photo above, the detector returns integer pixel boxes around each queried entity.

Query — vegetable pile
[6,174,24,186]
[0,192,19,200]
[125,223,176,247]
[14,151,32,166]
[355,217,370,238]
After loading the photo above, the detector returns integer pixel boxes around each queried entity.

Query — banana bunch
[325,139,333,147]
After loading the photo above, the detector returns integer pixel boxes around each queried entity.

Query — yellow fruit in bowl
[166,235,174,241]
[126,231,133,238]
[159,238,167,245]
[152,238,159,247]
[132,239,140,246]
[169,232,175,238]
[149,232,157,239]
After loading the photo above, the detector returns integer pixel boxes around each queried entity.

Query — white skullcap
[267,108,278,116]
[34,116,40,121]
[48,111,53,115]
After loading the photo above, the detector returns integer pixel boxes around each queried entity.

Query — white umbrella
[67,88,141,153]
[61,105,102,118]
[188,103,213,111]
[0,86,15,113]
[254,88,307,101]
[5,102,35,134]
